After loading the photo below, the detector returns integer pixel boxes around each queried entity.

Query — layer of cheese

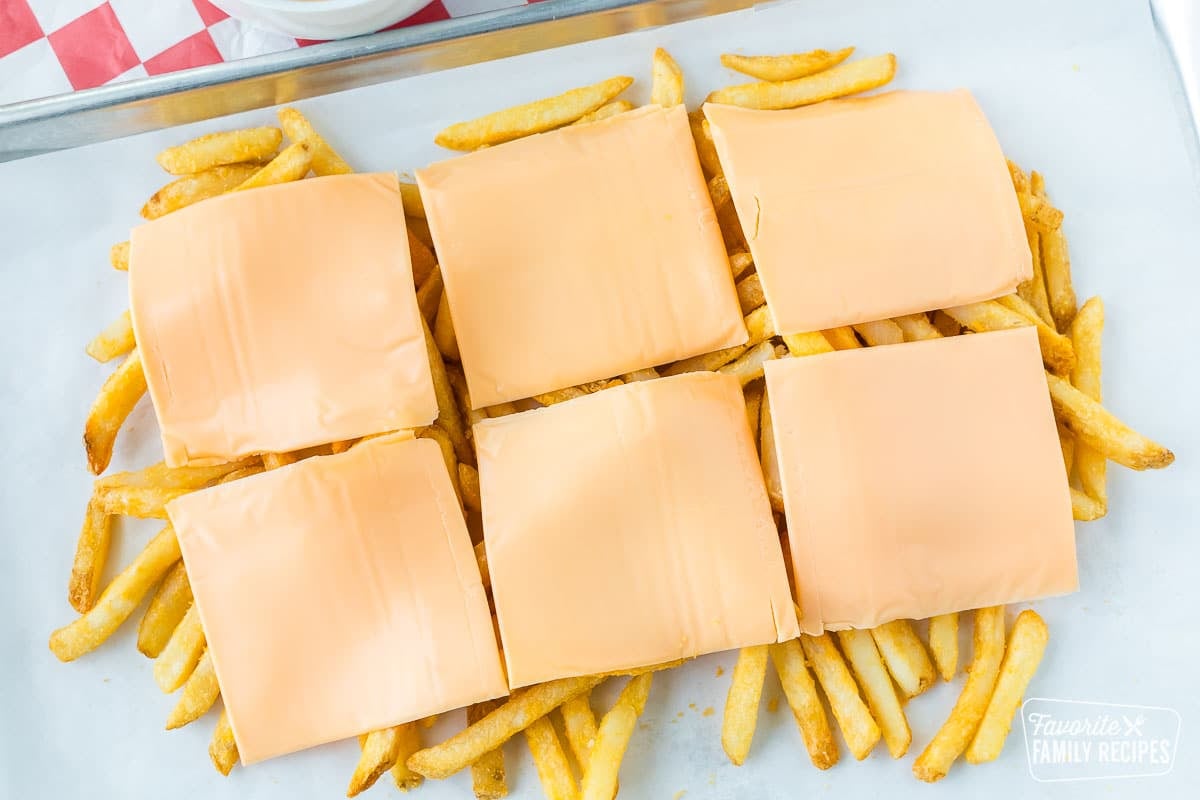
[704,91,1031,335]
[416,105,747,408]
[129,173,437,467]
[167,435,506,764]
[476,372,799,688]
[764,327,1077,634]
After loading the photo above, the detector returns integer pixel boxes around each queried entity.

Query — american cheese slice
[704,91,1031,334]
[129,173,437,467]
[416,105,747,408]
[476,372,799,688]
[167,435,506,764]
[764,327,1077,634]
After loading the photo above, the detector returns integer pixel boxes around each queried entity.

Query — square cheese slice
[704,91,1031,335]
[416,105,747,408]
[764,327,1077,634]
[130,173,437,467]
[476,372,799,688]
[166,434,506,765]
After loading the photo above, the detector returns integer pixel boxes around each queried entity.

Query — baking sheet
[2,0,1198,797]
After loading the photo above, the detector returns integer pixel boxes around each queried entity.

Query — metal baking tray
[0,0,757,162]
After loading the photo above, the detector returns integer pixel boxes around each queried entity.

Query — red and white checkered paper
[0,0,531,106]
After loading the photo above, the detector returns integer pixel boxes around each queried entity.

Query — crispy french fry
[913,606,1006,782]
[435,76,634,150]
[710,175,748,253]
[466,703,505,798]
[967,610,1049,763]
[736,273,764,315]
[417,264,443,325]
[92,460,250,518]
[560,692,598,769]
[1041,228,1076,331]
[210,708,239,775]
[1017,224,1055,326]
[1046,372,1174,470]
[1007,159,1029,194]
[391,722,426,792]
[534,386,588,405]
[350,726,406,797]
[1058,423,1075,475]
[261,451,297,470]
[110,241,130,271]
[621,367,660,383]
[931,310,961,337]
[707,54,896,110]
[759,395,784,514]
[475,541,490,590]
[459,463,482,513]
[662,344,747,376]
[743,379,764,443]
[1071,487,1105,521]
[154,602,206,693]
[422,316,472,465]
[783,331,835,357]
[870,619,936,698]
[137,560,193,658]
[722,645,768,765]
[525,716,578,800]
[407,675,604,779]
[434,290,461,362]
[157,127,282,174]
[409,229,438,288]
[728,251,754,279]
[49,524,180,662]
[720,47,855,82]
[67,498,113,613]
[86,310,136,363]
[232,141,313,191]
[800,634,880,760]
[651,48,685,107]
[581,673,652,800]
[141,164,260,220]
[892,313,943,342]
[277,106,353,176]
[688,110,724,178]
[853,319,904,346]
[166,648,220,729]
[1016,191,1063,233]
[84,348,148,474]
[928,613,959,682]
[822,326,861,350]
[419,425,462,504]
[943,300,1074,375]
[836,629,910,758]
[769,639,838,769]
[995,293,1076,376]
[1069,297,1106,510]
[571,100,636,126]
[398,181,426,219]
[718,340,776,386]
[485,402,520,419]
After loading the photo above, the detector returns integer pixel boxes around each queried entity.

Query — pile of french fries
[51,41,1174,798]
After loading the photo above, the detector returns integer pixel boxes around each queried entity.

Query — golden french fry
[157,127,282,174]
[995,293,1076,375]
[435,76,634,150]
[651,48,685,107]
[232,140,313,192]
[783,331,835,357]
[110,241,130,271]
[466,703,504,798]
[1016,191,1063,233]
[67,498,113,613]
[417,264,443,325]
[1006,159,1029,194]
[1041,228,1076,331]
[434,290,461,362]
[1071,487,1105,521]
[261,451,298,470]
[853,319,904,346]
[1046,372,1173,470]
[485,402,520,419]
[931,310,961,337]
[397,181,426,219]
[870,619,936,698]
[736,273,764,315]
[1069,297,1106,510]
[277,106,352,176]
[349,726,407,797]
[154,602,206,693]
[391,722,426,792]
[722,645,768,765]
[800,634,880,760]
[743,379,764,443]
[967,610,1049,763]
[621,367,660,383]
[141,164,260,220]
[92,459,250,518]
[458,463,483,514]
[718,340,776,386]
[49,524,180,661]
[822,326,861,350]
[84,348,148,475]
[525,716,578,800]
[408,675,604,778]
[1058,423,1075,475]
[836,629,911,758]
[759,395,784,514]
[560,692,598,768]
[720,47,855,82]
[166,649,220,729]
[581,673,652,800]
[913,606,1006,782]
[928,613,959,682]
[769,639,838,769]
[707,54,896,110]
[728,251,754,279]
[571,100,636,126]
[86,309,136,363]
[534,386,588,406]
[408,227,438,288]
[943,299,1075,375]
[663,344,748,376]
[137,560,193,658]
[210,708,239,775]
[1018,224,1055,326]
[422,316,473,465]
[892,313,943,342]
[688,110,724,178]
[418,425,462,504]
[710,175,748,253]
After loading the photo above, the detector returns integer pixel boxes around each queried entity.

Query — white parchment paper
[2,0,1198,797]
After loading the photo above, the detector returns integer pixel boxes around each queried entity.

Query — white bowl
[211,0,432,40]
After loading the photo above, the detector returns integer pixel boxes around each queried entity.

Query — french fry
[800,634,880,760]
[688,110,724,178]
[277,106,353,176]
[417,264,443,325]
[942,300,1074,375]
[707,54,896,110]
[110,241,130,271]
[466,702,505,798]
[349,726,407,797]
[718,340,776,386]
[84,348,148,474]
[1058,423,1075,475]
[728,251,754,279]
[485,402,520,419]
[435,76,634,150]
[49,524,180,662]
[560,692,598,768]
[475,541,490,589]
[710,175,748,253]
[419,425,462,504]
[1071,487,1105,521]
[620,367,660,383]
[409,677,604,779]
[722,645,768,765]
[409,229,438,288]
[892,313,943,342]
[662,343,747,376]
[391,722,426,792]
[458,463,482,513]
[995,293,1076,375]
[1037,187,1077,331]
[870,619,936,698]
[166,649,220,729]
[913,606,1006,782]
[1016,191,1064,233]
[261,451,298,470]
[1017,225,1055,326]
[525,716,578,800]
[210,708,239,776]
[571,100,636,126]
[759,395,784,513]
[434,291,461,362]
[1006,159,1029,194]
[232,140,313,192]
[836,629,911,758]
[783,331,835,357]
[137,560,193,658]
[853,319,904,346]
[140,164,260,220]
[156,127,282,174]
[92,460,249,518]
[1045,372,1174,470]
[1070,297,1106,510]
[398,181,426,219]
[822,326,861,350]
[154,602,206,692]
[967,610,1050,763]
[422,316,472,465]
[931,310,961,337]
[769,639,838,769]
[736,273,764,315]
[743,379,764,443]
[581,673,652,800]
[928,613,959,682]
[67,498,113,613]
[86,309,136,363]
[534,386,588,405]
[720,47,855,82]
[651,48,685,107]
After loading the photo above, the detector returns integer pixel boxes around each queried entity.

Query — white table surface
[1,0,1197,797]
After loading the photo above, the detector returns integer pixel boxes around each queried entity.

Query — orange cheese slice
[476,372,799,688]
[129,173,437,467]
[416,105,747,408]
[763,327,1077,634]
[704,91,1031,334]
[167,435,506,764]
